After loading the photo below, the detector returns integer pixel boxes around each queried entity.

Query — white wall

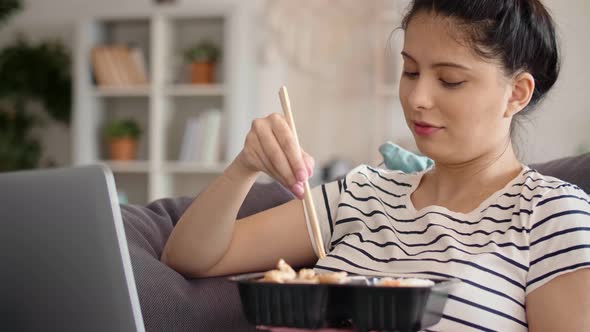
[511,0,590,163]
[252,0,590,166]
[2,0,589,168]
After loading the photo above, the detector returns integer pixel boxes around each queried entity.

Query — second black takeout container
[230,272,460,332]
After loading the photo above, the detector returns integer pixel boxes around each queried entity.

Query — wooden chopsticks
[278,86,327,259]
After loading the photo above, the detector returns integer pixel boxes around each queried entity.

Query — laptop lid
[0,165,145,332]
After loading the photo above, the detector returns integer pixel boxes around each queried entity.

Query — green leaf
[0,109,41,172]
[104,119,142,139]
[0,0,21,26]
[183,40,221,63]
[0,38,72,123]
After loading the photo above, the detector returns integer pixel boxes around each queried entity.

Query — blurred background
[0,0,588,204]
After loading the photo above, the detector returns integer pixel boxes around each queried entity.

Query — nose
[407,77,434,111]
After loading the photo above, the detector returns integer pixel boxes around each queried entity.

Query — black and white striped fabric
[304,164,590,331]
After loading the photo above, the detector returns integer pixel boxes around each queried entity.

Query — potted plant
[0,1,73,172]
[183,40,221,84]
[105,119,142,161]
[0,38,72,171]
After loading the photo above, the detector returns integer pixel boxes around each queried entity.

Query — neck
[425,140,523,202]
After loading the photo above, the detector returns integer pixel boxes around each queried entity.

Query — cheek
[398,80,408,106]
[445,87,509,140]
[398,81,411,120]
[435,90,473,127]
[398,79,415,119]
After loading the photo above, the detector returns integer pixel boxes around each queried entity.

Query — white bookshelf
[94,86,152,97]
[164,161,228,174]
[73,5,255,205]
[103,160,151,173]
[166,84,225,97]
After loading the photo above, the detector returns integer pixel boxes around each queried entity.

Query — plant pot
[108,137,137,161]
[190,62,215,84]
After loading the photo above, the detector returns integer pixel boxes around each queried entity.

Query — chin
[414,137,437,157]
[414,138,458,164]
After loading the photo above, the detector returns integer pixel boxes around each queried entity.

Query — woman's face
[399,12,514,165]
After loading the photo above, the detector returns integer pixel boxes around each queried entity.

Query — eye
[403,71,419,79]
[440,79,465,88]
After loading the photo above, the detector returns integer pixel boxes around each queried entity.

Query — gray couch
[121,153,590,332]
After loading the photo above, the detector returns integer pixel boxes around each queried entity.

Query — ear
[505,72,535,118]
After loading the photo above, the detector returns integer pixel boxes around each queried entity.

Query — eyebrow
[401,51,471,70]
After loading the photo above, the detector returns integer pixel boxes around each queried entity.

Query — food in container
[231,260,460,331]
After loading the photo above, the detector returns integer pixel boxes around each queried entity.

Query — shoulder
[520,168,590,206]
[345,164,421,186]
[347,164,421,182]
[520,168,590,230]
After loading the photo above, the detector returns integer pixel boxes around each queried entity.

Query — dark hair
[401,0,560,113]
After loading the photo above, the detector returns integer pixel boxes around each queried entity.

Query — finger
[256,147,302,198]
[250,132,289,187]
[256,118,300,188]
[248,119,286,186]
[242,132,267,172]
[269,113,308,183]
[301,149,315,177]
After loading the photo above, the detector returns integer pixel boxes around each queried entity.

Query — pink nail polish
[292,183,304,197]
[296,170,307,182]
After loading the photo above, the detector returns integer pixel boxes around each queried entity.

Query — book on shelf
[200,110,223,164]
[91,45,148,87]
[129,47,149,85]
[178,117,202,162]
[178,110,223,164]
[113,47,131,84]
[178,119,192,162]
[91,47,115,85]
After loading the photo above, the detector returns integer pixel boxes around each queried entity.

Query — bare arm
[526,268,590,331]
[161,113,317,278]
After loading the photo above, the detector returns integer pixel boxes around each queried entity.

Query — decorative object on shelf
[105,119,142,161]
[75,12,243,203]
[183,40,221,84]
[91,45,148,87]
[0,36,72,172]
[178,110,222,163]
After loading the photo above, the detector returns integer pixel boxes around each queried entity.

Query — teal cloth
[379,141,434,173]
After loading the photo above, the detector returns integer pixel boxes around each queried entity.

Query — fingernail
[307,166,313,177]
[292,183,304,197]
[296,170,307,182]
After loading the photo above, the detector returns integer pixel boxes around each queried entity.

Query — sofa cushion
[122,181,294,332]
[531,152,590,193]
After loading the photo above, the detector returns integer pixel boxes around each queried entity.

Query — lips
[413,121,443,136]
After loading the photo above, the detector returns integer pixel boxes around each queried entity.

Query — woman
[162,0,590,330]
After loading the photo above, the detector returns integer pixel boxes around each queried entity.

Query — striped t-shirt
[304,164,590,331]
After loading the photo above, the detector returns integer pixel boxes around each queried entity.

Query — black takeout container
[230,272,460,332]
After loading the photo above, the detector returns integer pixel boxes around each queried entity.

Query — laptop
[0,165,145,332]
